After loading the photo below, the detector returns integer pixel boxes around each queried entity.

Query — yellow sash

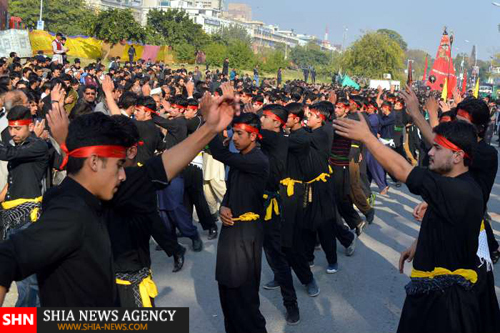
[2,197,43,222]
[116,274,158,308]
[411,267,477,284]
[263,194,279,221]
[306,173,330,184]
[279,178,302,197]
[232,212,260,222]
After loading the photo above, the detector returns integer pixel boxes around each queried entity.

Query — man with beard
[334,106,483,333]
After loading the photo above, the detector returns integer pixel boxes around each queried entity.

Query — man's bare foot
[380,186,389,196]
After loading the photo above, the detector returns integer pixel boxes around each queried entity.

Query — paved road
[152,172,500,333]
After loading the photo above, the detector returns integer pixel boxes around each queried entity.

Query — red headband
[440,116,452,123]
[457,109,473,123]
[233,123,262,139]
[434,134,470,159]
[263,110,285,126]
[59,144,127,170]
[310,109,326,122]
[9,119,32,126]
[172,104,187,110]
[136,105,159,116]
[254,101,264,106]
[187,105,198,110]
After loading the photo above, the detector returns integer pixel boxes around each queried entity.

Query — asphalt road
[152,169,500,333]
[4,159,500,333]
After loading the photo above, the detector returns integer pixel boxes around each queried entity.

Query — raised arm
[333,115,413,183]
[102,75,121,116]
[400,88,435,146]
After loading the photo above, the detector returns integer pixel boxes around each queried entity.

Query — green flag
[341,75,360,90]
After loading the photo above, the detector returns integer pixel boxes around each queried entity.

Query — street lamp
[341,26,348,53]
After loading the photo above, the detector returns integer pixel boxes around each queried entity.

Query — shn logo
[2,314,34,325]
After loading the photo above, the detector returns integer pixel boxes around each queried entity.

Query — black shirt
[152,114,187,150]
[0,177,117,306]
[406,168,483,272]
[469,140,498,212]
[286,127,311,181]
[134,120,165,165]
[106,156,171,273]
[260,130,288,192]
[0,134,49,200]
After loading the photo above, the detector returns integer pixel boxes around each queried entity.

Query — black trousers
[263,215,297,307]
[280,183,314,286]
[183,165,217,231]
[219,279,267,333]
[117,284,155,308]
[304,218,336,265]
[332,165,363,229]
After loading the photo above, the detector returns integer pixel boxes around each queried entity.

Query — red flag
[426,29,457,98]
[461,70,467,95]
[422,55,428,82]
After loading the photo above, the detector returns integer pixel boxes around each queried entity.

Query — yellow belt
[2,197,43,222]
[480,220,485,232]
[306,173,330,184]
[263,194,279,221]
[351,144,360,148]
[232,212,260,222]
[280,178,302,197]
[116,274,158,308]
[411,267,478,284]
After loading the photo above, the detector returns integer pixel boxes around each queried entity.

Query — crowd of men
[0,34,498,333]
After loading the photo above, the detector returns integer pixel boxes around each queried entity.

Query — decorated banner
[0,29,32,58]
[426,28,457,98]
[28,30,175,63]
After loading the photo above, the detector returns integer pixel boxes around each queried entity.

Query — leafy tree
[259,49,288,73]
[212,24,252,46]
[175,43,196,63]
[204,42,228,68]
[377,29,408,51]
[342,32,405,80]
[9,0,95,35]
[227,40,255,70]
[146,9,210,50]
[290,45,330,68]
[85,8,146,59]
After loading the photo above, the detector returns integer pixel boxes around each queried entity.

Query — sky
[232,0,498,60]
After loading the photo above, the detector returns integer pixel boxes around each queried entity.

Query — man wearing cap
[51,33,66,65]
[334,107,483,333]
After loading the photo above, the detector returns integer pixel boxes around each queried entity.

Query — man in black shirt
[334,113,484,333]
[209,111,269,333]
[0,88,239,306]
[0,105,49,307]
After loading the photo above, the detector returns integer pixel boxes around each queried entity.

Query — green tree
[9,0,95,35]
[85,8,146,59]
[377,29,408,51]
[146,9,210,50]
[212,24,252,46]
[259,49,288,73]
[175,43,196,63]
[342,32,405,80]
[204,42,228,68]
[290,45,330,68]
[227,40,255,70]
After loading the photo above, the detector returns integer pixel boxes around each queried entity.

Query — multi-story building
[225,3,251,21]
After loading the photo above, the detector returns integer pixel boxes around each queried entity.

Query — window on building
[159,0,170,6]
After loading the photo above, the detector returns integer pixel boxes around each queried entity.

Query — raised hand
[102,75,115,96]
[328,91,337,105]
[439,100,451,112]
[142,82,151,96]
[50,83,64,103]
[46,102,69,146]
[34,119,46,138]
[186,81,195,97]
[333,113,373,142]
[400,86,420,118]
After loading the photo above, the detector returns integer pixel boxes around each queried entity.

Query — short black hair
[65,113,130,175]
[433,120,477,167]
[232,112,261,133]
[7,105,31,121]
[136,96,157,111]
[310,101,334,121]
[285,102,304,121]
[456,98,490,138]
[111,115,139,146]
[118,91,138,110]
[262,104,289,125]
